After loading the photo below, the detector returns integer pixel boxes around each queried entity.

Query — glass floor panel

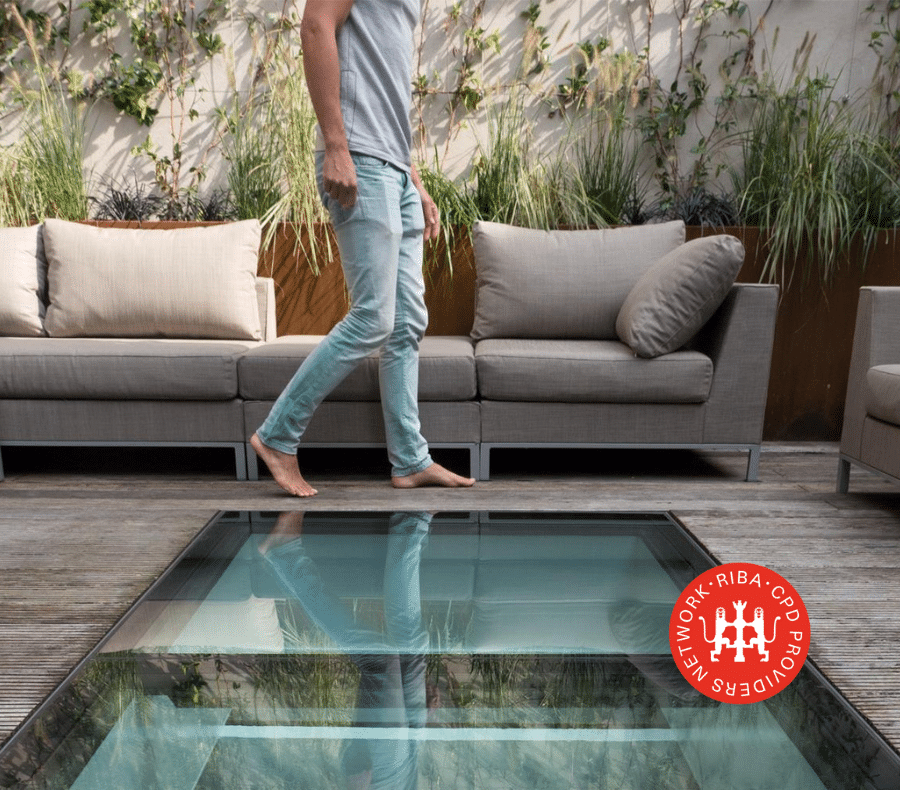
[1,511,898,790]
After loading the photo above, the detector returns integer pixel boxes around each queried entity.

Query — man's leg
[385,173,475,489]
[378,175,431,479]
[254,155,403,496]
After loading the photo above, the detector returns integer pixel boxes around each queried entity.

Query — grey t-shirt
[316,0,419,172]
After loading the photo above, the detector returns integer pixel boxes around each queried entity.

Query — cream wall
[24,0,884,198]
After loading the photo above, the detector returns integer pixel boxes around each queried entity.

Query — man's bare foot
[250,433,317,497]
[391,462,475,489]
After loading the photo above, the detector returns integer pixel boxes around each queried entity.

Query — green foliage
[259,41,332,271]
[636,0,752,199]
[655,186,739,227]
[221,95,284,222]
[95,56,163,126]
[9,6,88,222]
[81,0,228,212]
[417,157,479,275]
[0,146,32,226]
[469,96,560,229]
[91,177,163,221]
[867,0,900,136]
[556,39,612,113]
[566,108,645,227]
[0,0,897,289]
[82,0,225,124]
[733,75,900,284]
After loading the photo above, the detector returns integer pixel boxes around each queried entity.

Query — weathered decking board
[1,443,898,755]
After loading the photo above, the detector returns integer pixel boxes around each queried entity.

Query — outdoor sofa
[0,219,275,481]
[0,218,778,483]
[837,286,900,491]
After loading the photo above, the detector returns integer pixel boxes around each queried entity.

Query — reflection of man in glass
[260,511,431,790]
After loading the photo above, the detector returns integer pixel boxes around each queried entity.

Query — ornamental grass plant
[221,93,284,223]
[11,8,89,223]
[417,156,479,275]
[565,107,646,227]
[469,96,560,229]
[260,45,332,272]
[734,75,900,285]
[0,149,33,226]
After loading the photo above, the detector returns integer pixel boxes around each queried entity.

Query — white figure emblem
[700,601,780,662]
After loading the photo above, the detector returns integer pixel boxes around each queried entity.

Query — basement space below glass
[1,511,898,790]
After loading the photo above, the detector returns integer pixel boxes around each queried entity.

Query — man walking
[250,0,475,496]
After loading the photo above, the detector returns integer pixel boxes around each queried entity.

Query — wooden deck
[1,442,899,753]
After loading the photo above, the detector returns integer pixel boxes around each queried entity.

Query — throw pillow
[0,225,47,337]
[615,234,745,358]
[43,219,263,340]
[471,220,686,341]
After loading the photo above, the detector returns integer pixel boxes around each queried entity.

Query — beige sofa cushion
[0,225,47,337]
[471,220,686,341]
[43,219,262,340]
[866,365,900,426]
[616,234,744,358]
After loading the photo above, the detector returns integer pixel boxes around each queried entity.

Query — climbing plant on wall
[80,0,228,216]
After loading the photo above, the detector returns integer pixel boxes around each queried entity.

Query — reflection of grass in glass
[14,652,156,790]
[79,652,150,723]
[469,654,534,716]
[243,601,359,724]
[766,673,880,788]
[249,654,358,725]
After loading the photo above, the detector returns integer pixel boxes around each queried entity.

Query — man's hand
[411,165,441,243]
[323,146,358,209]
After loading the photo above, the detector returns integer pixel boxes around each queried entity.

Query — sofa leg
[837,457,851,493]
[246,444,260,481]
[0,447,4,482]
[468,445,481,481]
[234,444,248,481]
[479,445,491,481]
[746,446,761,482]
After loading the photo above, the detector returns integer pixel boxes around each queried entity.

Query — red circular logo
[669,562,810,704]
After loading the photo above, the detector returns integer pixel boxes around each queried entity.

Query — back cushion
[471,221,686,340]
[43,220,262,340]
[0,225,47,337]
[616,234,745,358]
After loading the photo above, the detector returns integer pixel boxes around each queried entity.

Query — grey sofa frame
[477,283,779,482]
[837,286,900,492]
[1,280,777,484]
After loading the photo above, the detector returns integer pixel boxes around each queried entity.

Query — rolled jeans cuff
[391,456,433,478]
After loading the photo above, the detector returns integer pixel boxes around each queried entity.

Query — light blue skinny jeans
[257,153,433,477]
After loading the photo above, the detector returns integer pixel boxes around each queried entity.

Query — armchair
[837,287,900,492]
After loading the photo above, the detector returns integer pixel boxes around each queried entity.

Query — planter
[258,222,348,337]
[687,226,900,441]
[262,222,476,337]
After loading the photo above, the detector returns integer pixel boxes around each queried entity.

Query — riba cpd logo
[669,562,810,704]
